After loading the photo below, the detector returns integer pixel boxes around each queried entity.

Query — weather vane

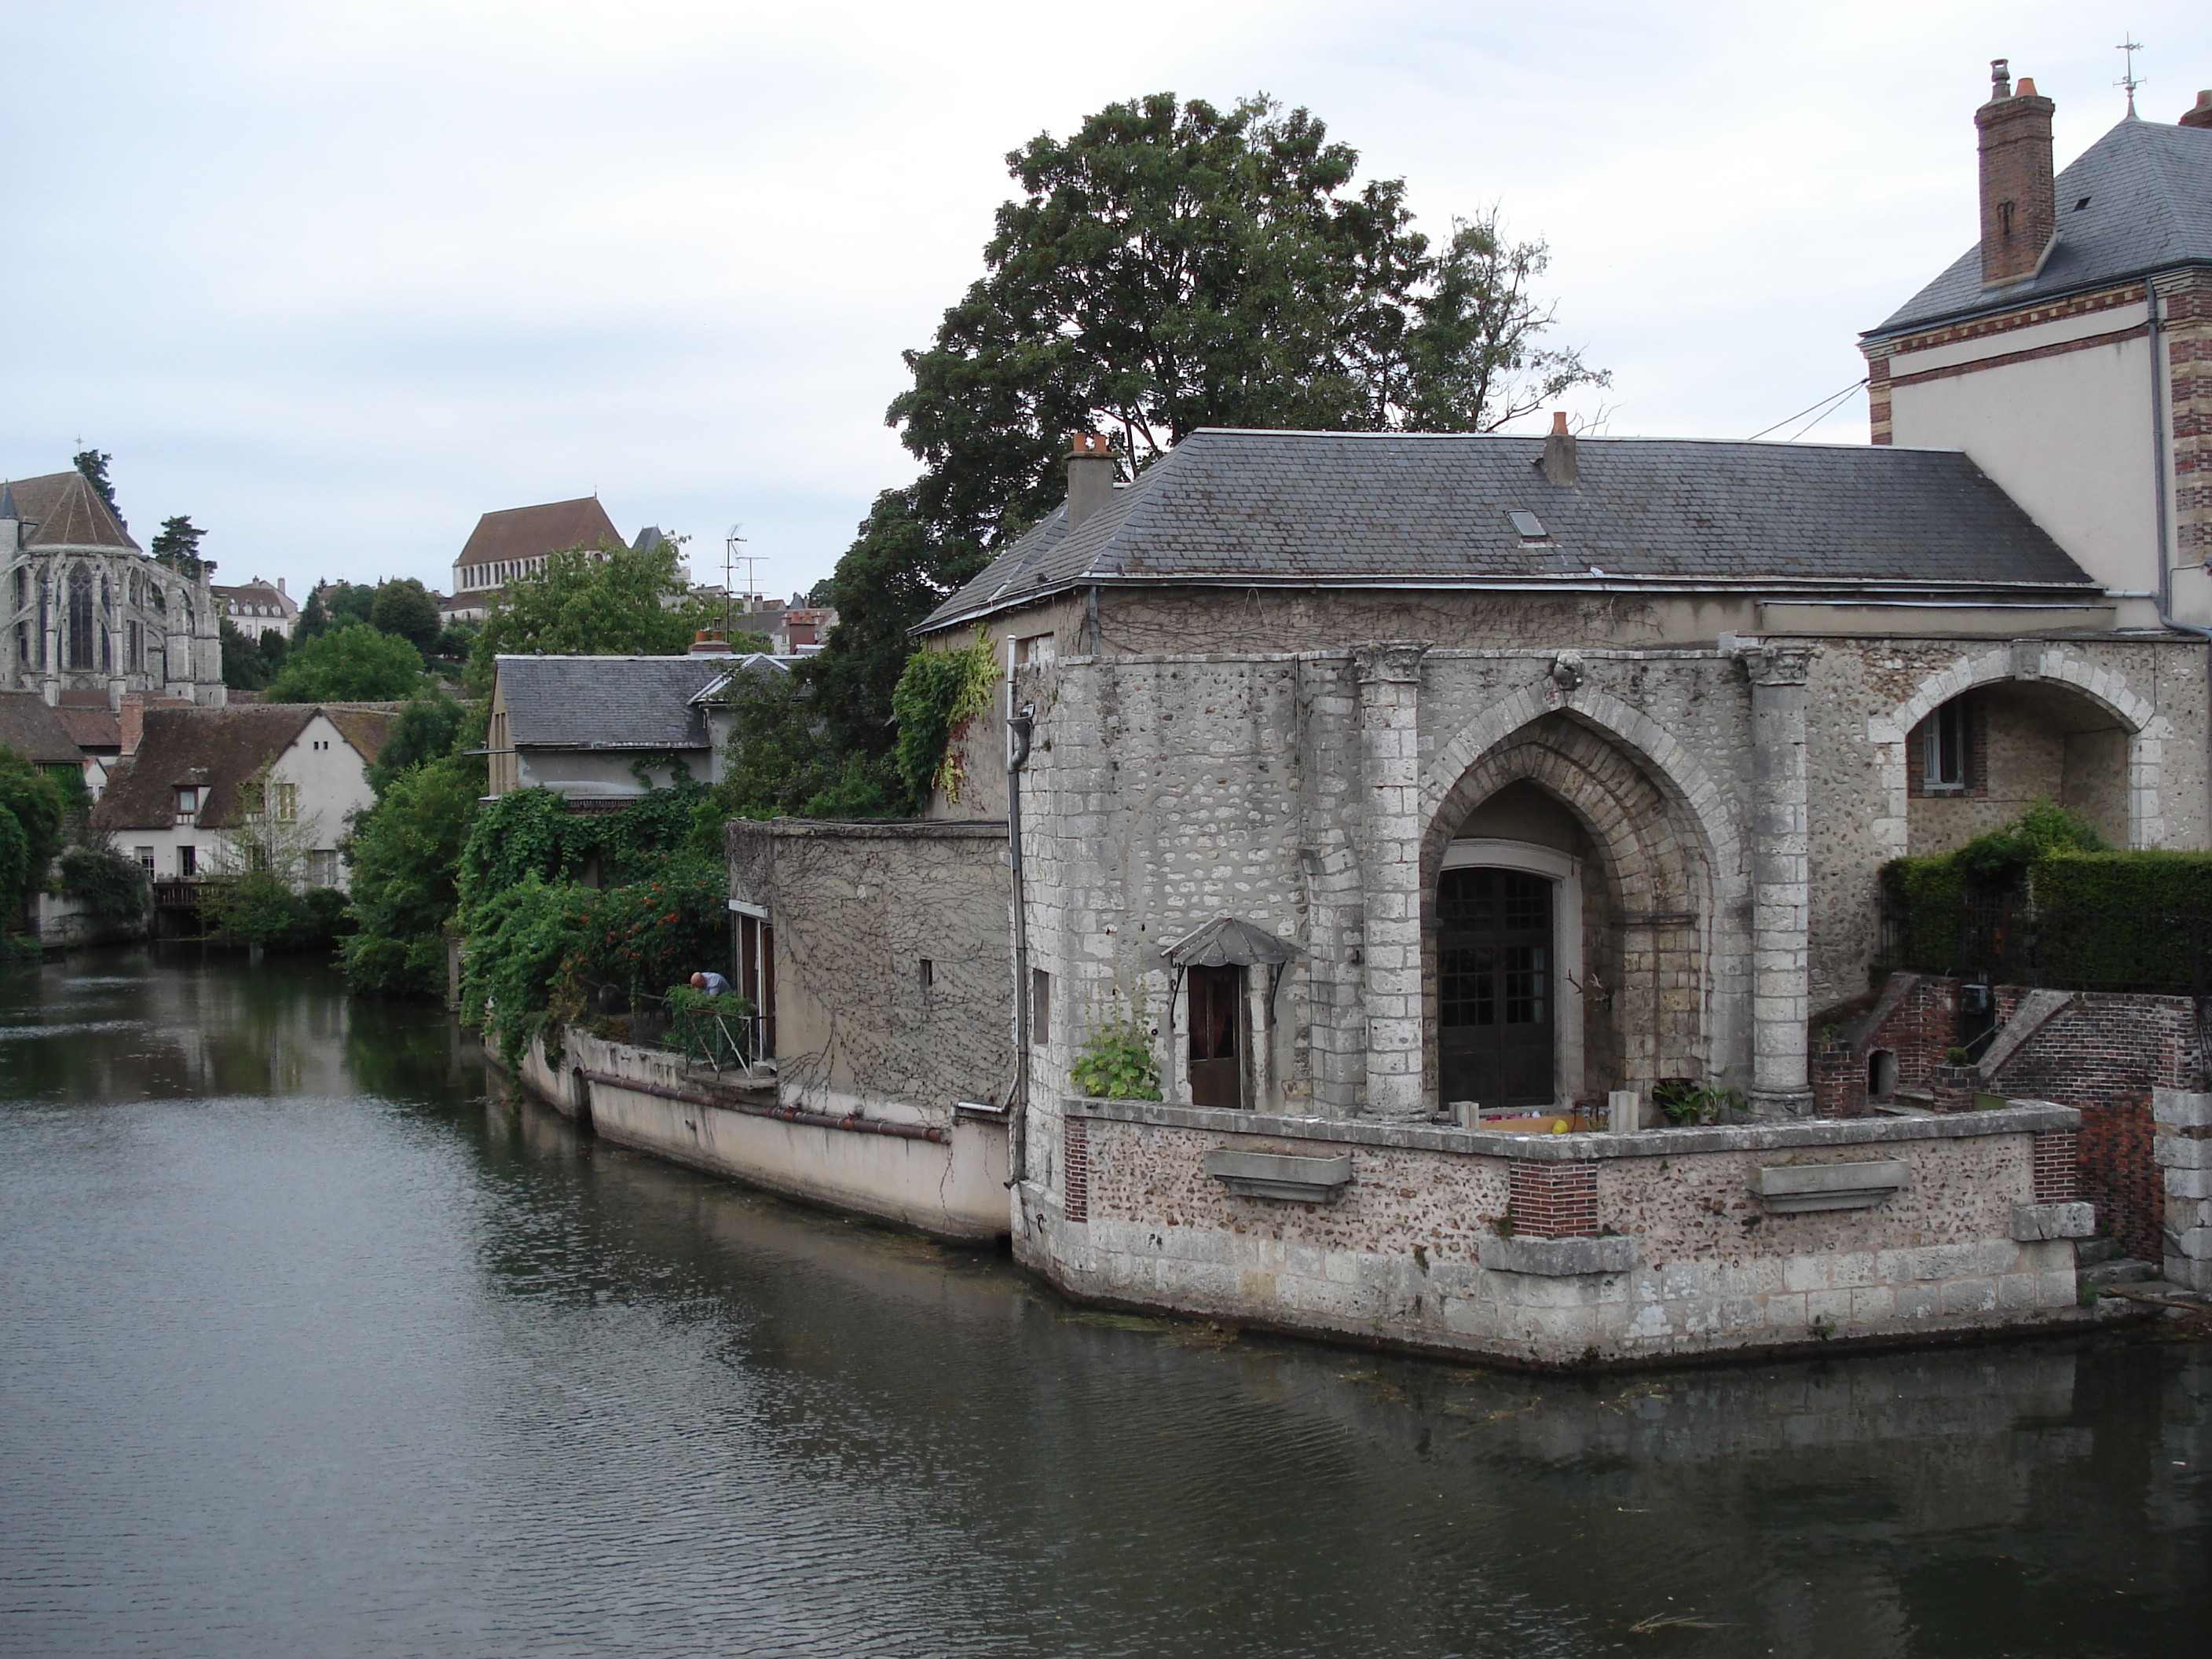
[2117,35,2144,116]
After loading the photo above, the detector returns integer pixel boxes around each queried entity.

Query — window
[178,845,196,877]
[67,565,94,669]
[1015,633,1057,666]
[1185,963,1245,1109]
[306,850,339,888]
[270,782,299,822]
[1922,700,1968,791]
[134,847,154,875]
[919,958,934,989]
[1507,509,1549,540]
[1030,967,1051,1046]
[174,786,200,816]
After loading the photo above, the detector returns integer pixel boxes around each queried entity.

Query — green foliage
[1884,801,2108,972]
[202,873,351,950]
[459,875,597,1068]
[2028,848,2212,915]
[151,515,210,580]
[295,584,331,639]
[73,449,118,511]
[218,618,289,690]
[430,618,479,673]
[888,91,1606,551]
[463,538,715,697]
[575,859,727,1000]
[370,578,442,649]
[340,751,484,996]
[696,669,902,836]
[263,621,425,702]
[1071,1017,1163,1101]
[1654,1075,1745,1126]
[365,692,468,794]
[0,745,67,917]
[890,630,998,807]
[57,844,150,925]
[662,983,758,1068]
[323,581,377,628]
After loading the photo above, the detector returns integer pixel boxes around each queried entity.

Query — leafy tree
[0,744,68,921]
[296,584,331,639]
[702,668,899,835]
[430,618,480,673]
[888,92,1606,550]
[262,622,425,703]
[151,515,210,580]
[341,751,483,995]
[371,578,442,650]
[463,537,716,696]
[323,581,376,629]
[72,450,118,512]
[219,619,278,690]
[364,691,468,794]
[787,91,1607,806]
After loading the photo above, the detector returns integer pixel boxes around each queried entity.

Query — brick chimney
[688,628,734,656]
[2183,90,2212,130]
[119,692,145,757]
[1065,433,1116,529]
[1976,59,2057,289]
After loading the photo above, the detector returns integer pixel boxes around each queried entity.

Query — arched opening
[1424,719,1718,1111]
[1906,679,2133,854]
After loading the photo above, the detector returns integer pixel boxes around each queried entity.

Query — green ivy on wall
[889,629,998,808]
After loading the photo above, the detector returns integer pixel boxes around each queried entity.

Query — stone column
[1741,643,1818,1118]
[1355,642,1429,1120]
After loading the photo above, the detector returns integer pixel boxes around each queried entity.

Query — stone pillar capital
[1353,641,1430,687]
[1738,643,1817,687]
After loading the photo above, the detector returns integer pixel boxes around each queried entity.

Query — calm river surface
[1,949,2207,1658]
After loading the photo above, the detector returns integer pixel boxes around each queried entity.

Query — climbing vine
[889,628,997,808]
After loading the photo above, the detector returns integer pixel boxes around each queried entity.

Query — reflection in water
[0,947,2205,1658]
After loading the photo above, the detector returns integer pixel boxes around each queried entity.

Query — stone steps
[2080,1257,2159,1289]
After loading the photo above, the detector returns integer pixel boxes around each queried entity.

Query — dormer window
[174,786,200,816]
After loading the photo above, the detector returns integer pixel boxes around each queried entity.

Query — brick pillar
[1741,644,1817,1118]
[2163,272,2212,571]
[1356,641,1429,1121]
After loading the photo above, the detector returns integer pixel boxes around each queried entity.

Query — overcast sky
[4,1,2206,602]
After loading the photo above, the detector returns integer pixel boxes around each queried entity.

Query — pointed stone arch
[1415,679,1752,1100]
[1869,644,2171,853]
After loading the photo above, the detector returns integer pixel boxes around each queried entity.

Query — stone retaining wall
[1018,1099,2104,1367]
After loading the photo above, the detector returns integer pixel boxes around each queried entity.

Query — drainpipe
[1005,702,1035,1188]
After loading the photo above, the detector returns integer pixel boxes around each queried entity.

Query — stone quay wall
[1016,1099,2102,1368]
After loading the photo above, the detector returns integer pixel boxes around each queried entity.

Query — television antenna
[2117,35,2144,115]
[722,524,764,637]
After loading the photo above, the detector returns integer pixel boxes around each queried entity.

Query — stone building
[445,496,628,622]
[212,577,298,641]
[0,470,225,708]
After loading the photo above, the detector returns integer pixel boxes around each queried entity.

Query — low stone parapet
[1021,1097,2106,1368]
[2155,1089,2212,1291]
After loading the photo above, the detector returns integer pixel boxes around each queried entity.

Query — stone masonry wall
[1045,1102,2086,1367]
[727,819,1011,1123]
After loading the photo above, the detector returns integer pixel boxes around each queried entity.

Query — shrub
[1071,1018,1162,1101]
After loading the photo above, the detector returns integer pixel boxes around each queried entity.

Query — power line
[1749,379,1867,442]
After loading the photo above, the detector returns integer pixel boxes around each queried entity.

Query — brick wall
[1508,1161,1599,1239]
[2078,1096,2163,1264]
[2031,1130,2078,1201]
[1063,1115,1089,1223]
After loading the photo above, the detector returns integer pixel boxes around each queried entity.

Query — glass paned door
[1437,867,1555,1111]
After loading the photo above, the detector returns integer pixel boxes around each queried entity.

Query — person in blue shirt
[690,971,731,996]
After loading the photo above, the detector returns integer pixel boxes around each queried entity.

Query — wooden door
[1187,964,1245,1108]
[1437,868,1555,1111]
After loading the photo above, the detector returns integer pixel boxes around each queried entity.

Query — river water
[0,949,2206,1658]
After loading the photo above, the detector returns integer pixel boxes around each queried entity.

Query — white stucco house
[93,702,397,888]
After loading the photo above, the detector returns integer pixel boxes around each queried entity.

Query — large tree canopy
[783,91,1606,794]
[263,623,425,702]
[888,92,1607,551]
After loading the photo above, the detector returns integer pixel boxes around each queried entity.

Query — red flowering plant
[561,856,729,1008]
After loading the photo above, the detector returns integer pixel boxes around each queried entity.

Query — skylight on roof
[2074,196,2093,211]
[1508,510,1549,540]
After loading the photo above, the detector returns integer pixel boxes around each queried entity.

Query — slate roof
[1870,116,2212,338]
[212,578,298,620]
[1,471,140,551]
[93,704,395,831]
[495,656,729,749]
[456,497,623,569]
[0,692,86,767]
[918,430,2097,632]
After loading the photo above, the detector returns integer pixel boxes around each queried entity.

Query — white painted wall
[1889,326,2165,606]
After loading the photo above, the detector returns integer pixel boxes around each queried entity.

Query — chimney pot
[1990,57,2011,99]
[2016,75,2037,97]
[1064,434,1118,529]
[1549,411,1569,436]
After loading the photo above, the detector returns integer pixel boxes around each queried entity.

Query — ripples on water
[0,947,2206,1658]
